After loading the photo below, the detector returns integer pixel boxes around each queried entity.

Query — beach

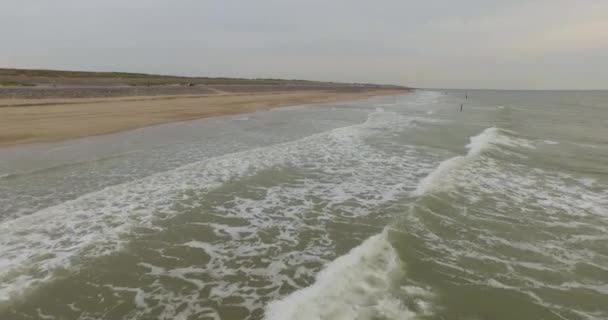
[2,0,605,317]
[0,87,406,146]
[1,90,607,319]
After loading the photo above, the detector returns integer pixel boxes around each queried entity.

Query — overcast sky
[2,0,607,89]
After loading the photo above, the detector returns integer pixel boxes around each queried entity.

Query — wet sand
[0,89,407,146]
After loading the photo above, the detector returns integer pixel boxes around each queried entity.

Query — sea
[0,90,606,320]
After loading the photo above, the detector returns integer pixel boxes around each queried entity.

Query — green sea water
[0,90,606,319]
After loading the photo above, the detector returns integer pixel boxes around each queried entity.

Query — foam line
[412,127,533,196]
[0,106,433,302]
[265,230,433,320]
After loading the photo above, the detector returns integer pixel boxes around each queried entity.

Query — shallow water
[0,90,607,319]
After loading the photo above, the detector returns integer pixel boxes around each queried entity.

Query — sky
[1,0,607,90]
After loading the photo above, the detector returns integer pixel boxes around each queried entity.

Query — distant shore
[0,88,407,147]
[0,68,409,147]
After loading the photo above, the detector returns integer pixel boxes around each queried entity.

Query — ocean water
[0,90,607,320]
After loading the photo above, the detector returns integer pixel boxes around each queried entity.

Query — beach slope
[0,89,406,146]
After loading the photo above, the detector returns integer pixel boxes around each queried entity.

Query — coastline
[0,89,407,147]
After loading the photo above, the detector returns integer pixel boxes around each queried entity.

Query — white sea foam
[412,91,442,104]
[359,109,443,135]
[542,140,559,145]
[419,157,469,197]
[575,143,601,149]
[412,127,534,196]
[412,127,493,196]
[0,91,447,317]
[403,139,608,320]
[265,230,434,320]
[454,157,608,218]
[0,105,437,305]
[467,127,534,155]
[46,117,436,318]
[0,136,311,300]
[465,127,501,156]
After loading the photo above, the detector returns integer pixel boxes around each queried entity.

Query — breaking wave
[265,231,434,320]
[412,127,533,196]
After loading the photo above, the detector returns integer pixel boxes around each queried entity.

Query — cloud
[0,0,606,89]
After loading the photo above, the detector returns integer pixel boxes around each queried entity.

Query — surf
[264,230,434,320]
[412,127,533,196]
[0,104,435,304]
[263,126,541,320]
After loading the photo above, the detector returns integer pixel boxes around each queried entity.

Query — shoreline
[0,89,408,147]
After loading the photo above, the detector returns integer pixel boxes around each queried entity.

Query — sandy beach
[0,88,407,146]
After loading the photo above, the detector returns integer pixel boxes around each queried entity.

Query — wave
[264,230,434,320]
[363,109,443,131]
[541,140,559,145]
[0,92,441,312]
[0,106,434,303]
[262,95,608,320]
[412,127,533,196]
[401,147,608,319]
[261,104,451,320]
[0,133,325,301]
